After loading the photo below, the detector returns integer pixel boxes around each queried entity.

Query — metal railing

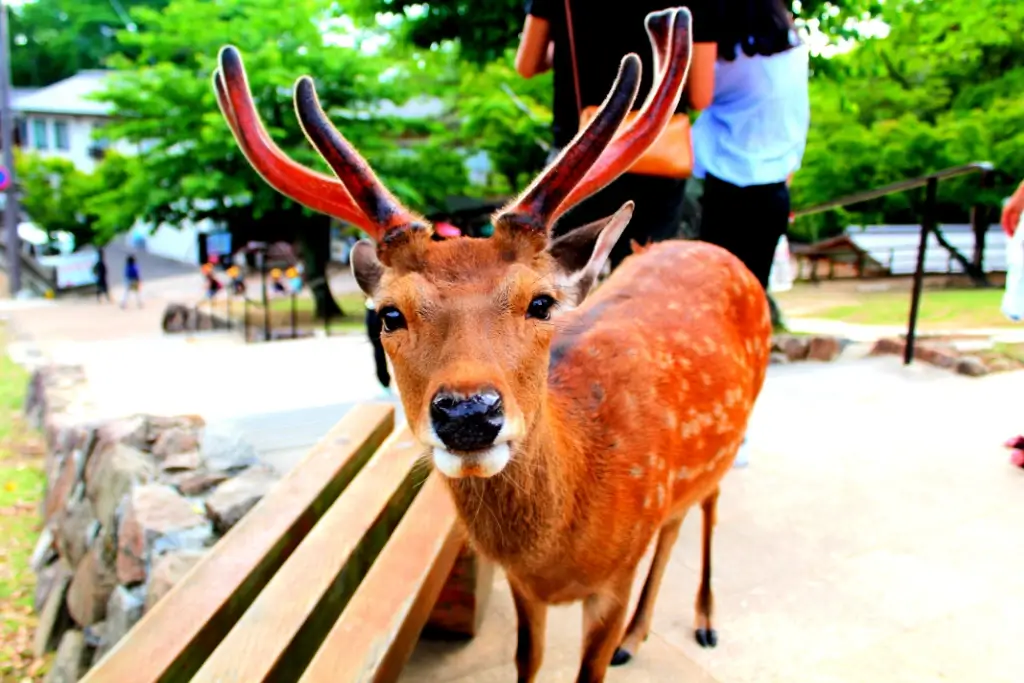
[792,161,995,366]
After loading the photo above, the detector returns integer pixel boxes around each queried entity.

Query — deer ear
[351,240,384,296]
[547,201,634,305]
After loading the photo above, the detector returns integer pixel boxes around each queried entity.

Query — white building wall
[20,113,136,173]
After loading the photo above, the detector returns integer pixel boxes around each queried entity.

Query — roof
[799,224,1008,275]
[13,70,117,117]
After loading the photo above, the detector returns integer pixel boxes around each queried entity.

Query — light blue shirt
[692,41,810,188]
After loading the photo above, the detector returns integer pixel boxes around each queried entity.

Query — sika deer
[213,8,771,681]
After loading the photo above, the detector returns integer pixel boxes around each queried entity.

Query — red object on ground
[435,222,461,238]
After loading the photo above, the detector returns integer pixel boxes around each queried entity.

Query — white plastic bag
[768,234,794,294]
[1002,216,1024,323]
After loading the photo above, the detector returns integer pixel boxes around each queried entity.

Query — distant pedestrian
[365,297,391,395]
[121,255,142,309]
[93,249,110,303]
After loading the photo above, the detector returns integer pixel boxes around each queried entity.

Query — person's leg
[699,174,789,290]
[365,307,390,389]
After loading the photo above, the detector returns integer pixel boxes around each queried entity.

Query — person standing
[93,249,110,303]
[121,255,143,309]
[514,0,720,270]
[691,0,810,291]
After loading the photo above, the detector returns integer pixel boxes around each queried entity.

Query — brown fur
[376,235,771,681]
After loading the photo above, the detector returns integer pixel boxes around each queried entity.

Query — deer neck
[443,387,586,566]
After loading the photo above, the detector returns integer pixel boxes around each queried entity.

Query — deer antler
[213,47,376,233]
[555,8,693,220]
[493,53,642,233]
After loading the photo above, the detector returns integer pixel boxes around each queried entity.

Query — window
[53,121,70,151]
[31,119,48,150]
[15,119,26,147]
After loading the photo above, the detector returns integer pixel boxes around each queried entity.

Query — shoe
[733,438,750,468]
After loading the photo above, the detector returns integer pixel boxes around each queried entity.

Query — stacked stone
[26,369,278,682]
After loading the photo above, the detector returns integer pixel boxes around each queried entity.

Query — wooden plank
[83,403,395,683]
[191,426,429,683]
[424,542,495,638]
[298,473,462,683]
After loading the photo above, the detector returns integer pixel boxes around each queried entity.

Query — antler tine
[554,8,693,219]
[293,76,430,247]
[494,53,642,234]
[214,46,376,233]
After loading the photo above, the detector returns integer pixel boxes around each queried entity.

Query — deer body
[214,8,769,681]
[447,239,770,596]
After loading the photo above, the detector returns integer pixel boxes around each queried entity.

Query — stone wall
[26,366,279,682]
[771,334,849,364]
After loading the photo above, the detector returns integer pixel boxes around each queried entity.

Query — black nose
[430,390,504,452]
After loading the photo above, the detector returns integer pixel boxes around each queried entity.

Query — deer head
[214,8,693,479]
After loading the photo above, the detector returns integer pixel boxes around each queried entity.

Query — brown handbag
[563,0,693,179]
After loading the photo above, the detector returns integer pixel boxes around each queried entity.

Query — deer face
[212,7,692,478]
[350,206,633,478]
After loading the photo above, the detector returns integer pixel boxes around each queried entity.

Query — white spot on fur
[656,484,665,507]
[629,465,644,479]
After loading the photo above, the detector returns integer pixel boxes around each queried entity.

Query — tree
[790,0,1024,243]
[95,0,470,317]
[9,0,170,86]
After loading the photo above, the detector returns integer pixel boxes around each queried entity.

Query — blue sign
[0,166,10,191]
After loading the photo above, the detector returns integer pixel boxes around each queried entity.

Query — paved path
[403,356,1024,682]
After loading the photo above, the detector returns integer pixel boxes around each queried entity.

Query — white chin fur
[432,442,511,479]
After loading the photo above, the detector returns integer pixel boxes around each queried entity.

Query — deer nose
[430,389,504,453]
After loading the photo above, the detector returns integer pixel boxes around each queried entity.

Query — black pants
[365,307,391,389]
[554,172,686,270]
[699,174,790,290]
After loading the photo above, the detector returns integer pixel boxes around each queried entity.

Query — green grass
[818,288,1012,329]
[263,292,366,334]
[0,328,48,681]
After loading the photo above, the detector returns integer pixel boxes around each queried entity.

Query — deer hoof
[610,648,633,666]
[694,628,718,648]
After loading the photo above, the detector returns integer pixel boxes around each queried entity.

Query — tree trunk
[299,219,343,319]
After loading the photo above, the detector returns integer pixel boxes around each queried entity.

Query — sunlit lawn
[259,291,366,333]
[817,287,1013,329]
[0,326,48,681]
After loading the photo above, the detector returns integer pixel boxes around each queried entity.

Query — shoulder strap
[562,0,583,116]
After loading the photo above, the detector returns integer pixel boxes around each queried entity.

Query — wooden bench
[82,403,493,683]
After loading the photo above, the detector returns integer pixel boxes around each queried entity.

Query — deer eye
[526,294,556,321]
[379,306,407,332]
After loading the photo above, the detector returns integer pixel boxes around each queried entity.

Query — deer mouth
[430,442,513,479]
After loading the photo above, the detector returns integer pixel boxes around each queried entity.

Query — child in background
[270,268,287,295]
[286,266,302,294]
[202,263,223,299]
[121,255,142,309]
[365,296,392,395]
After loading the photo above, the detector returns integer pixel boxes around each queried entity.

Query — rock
[34,559,70,614]
[205,466,279,533]
[116,484,212,585]
[147,414,205,443]
[769,352,789,365]
[955,356,989,377]
[95,585,145,663]
[916,345,957,369]
[200,427,258,473]
[66,544,118,627]
[33,562,73,655]
[43,449,81,523]
[83,620,105,649]
[55,490,99,568]
[166,470,230,496]
[45,629,88,683]
[94,415,150,452]
[870,337,905,356]
[775,335,810,362]
[160,450,202,472]
[29,527,57,574]
[152,426,200,460]
[85,442,156,531]
[145,549,207,612]
[988,358,1014,373]
[807,336,842,362]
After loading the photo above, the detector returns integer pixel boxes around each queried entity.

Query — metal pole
[290,292,297,339]
[0,0,21,295]
[904,177,937,366]
[259,250,269,342]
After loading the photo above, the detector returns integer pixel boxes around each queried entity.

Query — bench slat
[191,426,428,683]
[83,403,395,683]
[299,472,462,683]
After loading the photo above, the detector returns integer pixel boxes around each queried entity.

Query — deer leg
[694,487,720,648]
[577,574,635,683]
[510,580,547,683]
[611,514,685,666]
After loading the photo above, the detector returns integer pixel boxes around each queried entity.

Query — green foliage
[791,0,1024,242]
[9,0,169,86]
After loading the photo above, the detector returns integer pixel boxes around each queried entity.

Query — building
[12,70,138,172]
